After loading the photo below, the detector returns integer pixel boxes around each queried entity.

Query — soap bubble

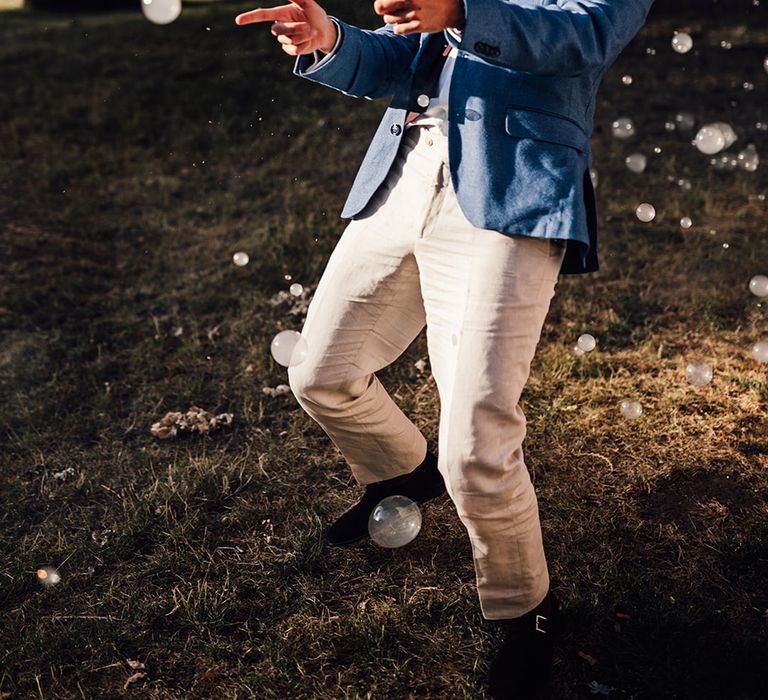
[270,330,308,367]
[675,112,696,131]
[141,0,181,24]
[680,217,693,229]
[685,360,713,387]
[677,178,692,190]
[573,345,585,356]
[233,252,249,267]
[752,341,768,363]
[694,122,736,155]
[577,334,596,352]
[636,203,656,222]
[625,153,647,173]
[36,567,61,587]
[737,144,759,172]
[589,168,599,189]
[620,399,643,420]
[622,75,633,85]
[672,32,693,53]
[289,283,304,296]
[764,56,768,73]
[611,117,636,140]
[694,125,725,154]
[368,495,422,548]
[749,275,768,297]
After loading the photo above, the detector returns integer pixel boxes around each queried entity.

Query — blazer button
[390,124,402,136]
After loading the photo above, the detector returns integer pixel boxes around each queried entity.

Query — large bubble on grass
[620,399,643,420]
[368,495,422,548]
[141,0,181,24]
[685,360,713,387]
[752,341,768,364]
[270,330,308,367]
[577,334,596,352]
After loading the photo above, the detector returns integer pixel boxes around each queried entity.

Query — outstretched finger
[235,6,297,25]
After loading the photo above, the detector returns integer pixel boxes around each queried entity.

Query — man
[236,0,653,696]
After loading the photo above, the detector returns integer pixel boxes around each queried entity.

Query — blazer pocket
[504,106,590,154]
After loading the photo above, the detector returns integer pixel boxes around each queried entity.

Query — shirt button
[417,94,430,108]
[390,124,402,136]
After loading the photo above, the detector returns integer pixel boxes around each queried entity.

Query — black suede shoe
[487,590,562,700]
[326,449,446,546]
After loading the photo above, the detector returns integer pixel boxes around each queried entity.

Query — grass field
[1,1,767,698]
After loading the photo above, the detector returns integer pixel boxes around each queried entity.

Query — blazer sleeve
[292,16,421,100]
[447,0,654,77]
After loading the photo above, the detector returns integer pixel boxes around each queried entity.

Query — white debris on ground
[262,384,292,397]
[267,286,313,318]
[150,406,233,439]
[52,467,76,481]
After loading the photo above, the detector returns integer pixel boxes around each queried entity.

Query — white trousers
[287,123,566,619]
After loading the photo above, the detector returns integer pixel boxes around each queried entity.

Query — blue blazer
[293,0,654,274]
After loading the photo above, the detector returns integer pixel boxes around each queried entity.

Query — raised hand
[235,0,338,56]
[373,0,465,35]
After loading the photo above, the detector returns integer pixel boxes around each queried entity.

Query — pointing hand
[235,0,338,56]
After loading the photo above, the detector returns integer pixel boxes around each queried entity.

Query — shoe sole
[326,485,448,547]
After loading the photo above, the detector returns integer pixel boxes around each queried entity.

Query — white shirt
[305,19,461,137]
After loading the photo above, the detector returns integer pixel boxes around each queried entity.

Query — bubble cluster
[694,122,737,155]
